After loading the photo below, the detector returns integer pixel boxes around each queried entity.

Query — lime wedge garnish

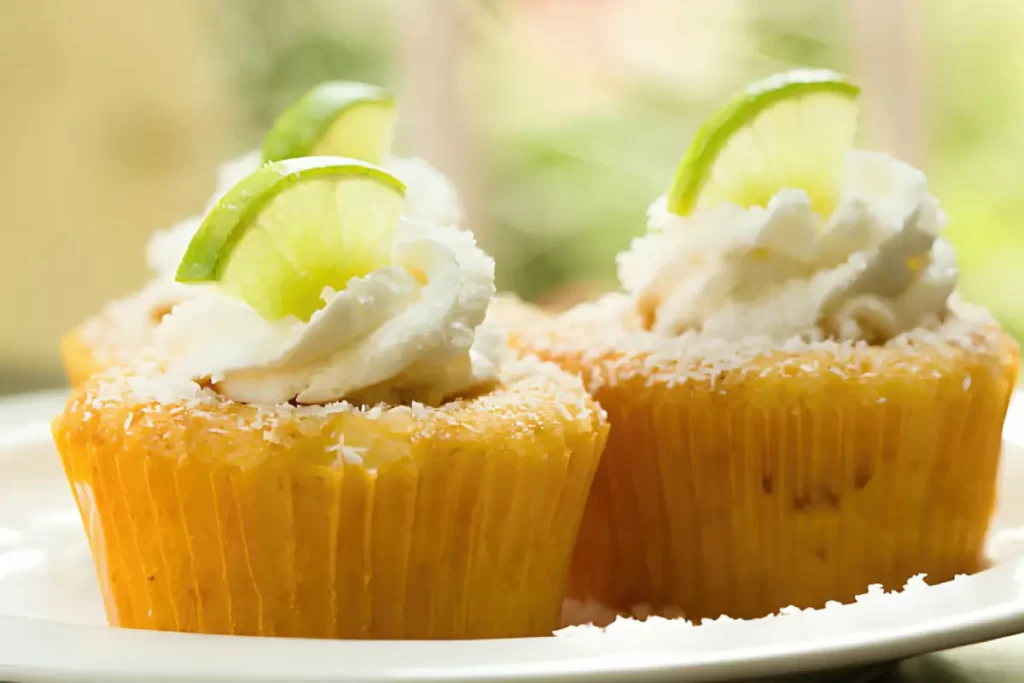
[262,81,396,163]
[667,69,860,217]
[176,157,406,321]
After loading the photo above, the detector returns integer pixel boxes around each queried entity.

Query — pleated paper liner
[508,296,1020,621]
[53,359,607,639]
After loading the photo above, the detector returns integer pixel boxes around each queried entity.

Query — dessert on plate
[507,70,1020,620]
[53,154,608,639]
[63,82,462,387]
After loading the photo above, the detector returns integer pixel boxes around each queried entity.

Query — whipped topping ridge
[619,150,958,343]
[153,215,502,406]
[124,151,495,407]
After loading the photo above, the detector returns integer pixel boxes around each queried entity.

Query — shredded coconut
[326,434,368,467]
[557,573,953,636]
[81,355,598,437]
[515,293,1002,391]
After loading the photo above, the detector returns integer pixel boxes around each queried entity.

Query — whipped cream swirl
[619,150,958,343]
[136,151,496,406]
[153,215,502,406]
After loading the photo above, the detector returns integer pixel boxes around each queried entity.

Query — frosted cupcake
[54,155,607,639]
[509,70,1020,620]
[63,82,463,387]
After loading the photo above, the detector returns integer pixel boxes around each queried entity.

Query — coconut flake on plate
[556,573,964,637]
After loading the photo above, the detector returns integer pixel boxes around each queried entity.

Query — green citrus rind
[667,69,860,216]
[176,157,406,320]
[261,81,396,163]
[177,157,405,282]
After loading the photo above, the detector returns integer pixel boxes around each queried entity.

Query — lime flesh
[176,157,406,321]
[667,69,860,217]
[262,81,396,164]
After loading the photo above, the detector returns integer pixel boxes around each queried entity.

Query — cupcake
[53,155,608,639]
[508,70,1020,620]
[63,82,464,387]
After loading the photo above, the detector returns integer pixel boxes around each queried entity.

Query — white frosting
[385,156,463,227]
[619,150,958,343]
[122,151,489,407]
[145,216,203,282]
[153,216,502,406]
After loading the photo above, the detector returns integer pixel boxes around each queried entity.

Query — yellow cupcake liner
[508,297,1020,620]
[53,360,607,639]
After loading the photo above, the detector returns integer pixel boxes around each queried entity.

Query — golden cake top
[71,354,605,470]
[518,292,1009,391]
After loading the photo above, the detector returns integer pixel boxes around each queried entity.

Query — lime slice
[176,157,406,321]
[262,81,396,163]
[667,69,860,217]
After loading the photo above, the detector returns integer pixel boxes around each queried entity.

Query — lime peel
[667,69,861,217]
[176,157,407,321]
[262,81,396,164]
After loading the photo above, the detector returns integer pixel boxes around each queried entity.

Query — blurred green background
[1,0,1022,393]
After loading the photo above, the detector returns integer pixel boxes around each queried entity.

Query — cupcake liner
[511,298,1019,620]
[569,362,1015,619]
[54,361,607,639]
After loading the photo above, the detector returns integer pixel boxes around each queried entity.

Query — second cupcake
[510,70,1019,620]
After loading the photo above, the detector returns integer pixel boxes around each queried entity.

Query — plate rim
[1,389,1023,682]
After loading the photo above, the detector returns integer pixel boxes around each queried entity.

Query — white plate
[2,390,1024,683]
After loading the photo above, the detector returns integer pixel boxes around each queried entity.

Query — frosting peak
[154,217,502,406]
[620,150,958,343]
